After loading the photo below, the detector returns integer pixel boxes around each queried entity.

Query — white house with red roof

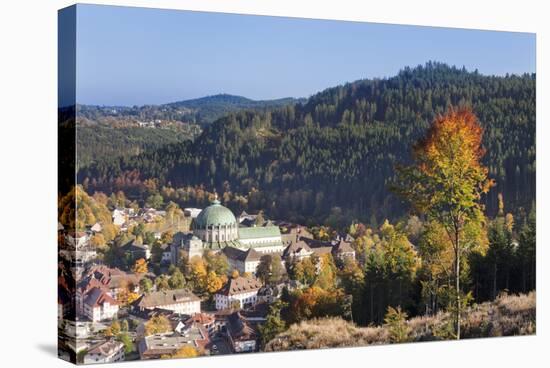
[82,287,119,322]
[84,340,125,364]
[214,276,263,310]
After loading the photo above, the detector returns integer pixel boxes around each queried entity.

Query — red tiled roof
[333,240,354,253]
[227,312,257,341]
[87,340,124,356]
[283,240,313,257]
[137,289,200,309]
[218,276,262,296]
[83,287,118,307]
[185,313,215,326]
[79,265,141,293]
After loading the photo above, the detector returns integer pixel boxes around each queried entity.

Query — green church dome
[193,196,237,230]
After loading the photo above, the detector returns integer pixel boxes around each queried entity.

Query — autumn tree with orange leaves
[394,107,494,339]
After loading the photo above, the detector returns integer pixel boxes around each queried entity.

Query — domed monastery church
[170,194,287,264]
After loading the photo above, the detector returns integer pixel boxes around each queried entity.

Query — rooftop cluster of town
[58,195,356,363]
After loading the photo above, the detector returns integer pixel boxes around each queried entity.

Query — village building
[138,326,208,359]
[222,246,262,275]
[184,208,202,218]
[83,340,125,364]
[257,284,286,304]
[332,239,356,261]
[299,236,356,261]
[65,231,90,249]
[90,222,102,233]
[63,320,92,340]
[76,265,141,317]
[215,276,263,310]
[82,287,119,322]
[226,312,258,353]
[133,309,214,344]
[142,208,166,223]
[135,289,201,315]
[77,265,140,296]
[282,239,314,261]
[122,241,151,261]
[159,243,172,265]
[171,233,203,263]
[313,246,333,256]
[171,195,285,263]
[184,313,216,337]
[238,210,258,224]
[237,225,284,253]
[59,245,97,266]
[276,222,315,246]
[112,208,127,226]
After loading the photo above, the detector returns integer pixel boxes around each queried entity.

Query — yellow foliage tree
[126,291,140,305]
[205,271,224,294]
[189,256,208,292]
[144,315,172,336]
[133,258,148,274]
[101,223,119,242]
[161,231,174,244]
[290,286,345,323]
[58,185,113,231]
[90,233,106,248]
[104,320,121,337]
[314,254,337,290]
[163,345,199,359]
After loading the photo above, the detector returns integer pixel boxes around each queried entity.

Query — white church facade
[171,195,285,264]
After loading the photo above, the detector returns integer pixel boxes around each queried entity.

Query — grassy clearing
[265,292,535,351]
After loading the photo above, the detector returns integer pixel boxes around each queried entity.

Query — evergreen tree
[259,300,287,348]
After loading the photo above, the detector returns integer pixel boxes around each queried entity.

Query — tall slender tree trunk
[433,280,438,314]
[522,259,527,293]
[531,256,536,290]
[398,279,403,306]
[370,284,374,322]
[492,263,498,299]
[432,278,437,315]
[454,230,461,340]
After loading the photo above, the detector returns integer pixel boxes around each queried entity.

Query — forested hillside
[78,63,536,225]
[76,126,197,169]
[78,94,304,126]
[166,94,305,125]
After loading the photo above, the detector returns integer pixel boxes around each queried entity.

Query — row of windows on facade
[196,223,238,230]
[219,296,257,306]
[196,229,238,242]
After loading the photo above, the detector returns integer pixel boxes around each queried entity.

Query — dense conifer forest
[78,63,535,226]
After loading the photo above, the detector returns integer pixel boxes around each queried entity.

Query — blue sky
[68,4,535,107]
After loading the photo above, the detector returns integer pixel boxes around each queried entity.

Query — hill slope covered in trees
[78,94,305,126]
[79,63,536,225]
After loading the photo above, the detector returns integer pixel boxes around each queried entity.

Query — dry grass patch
[265,292,535,351]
